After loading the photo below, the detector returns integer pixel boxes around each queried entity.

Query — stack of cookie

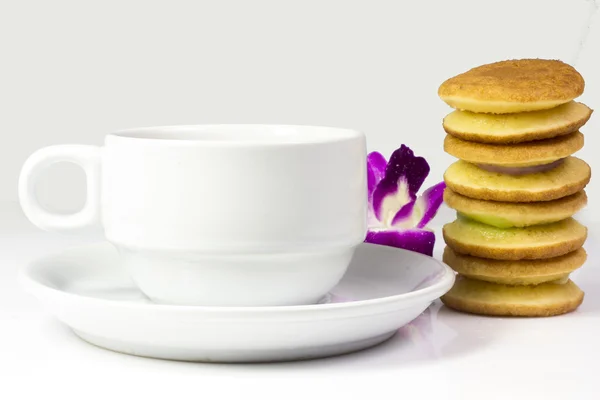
[437,59,592,317]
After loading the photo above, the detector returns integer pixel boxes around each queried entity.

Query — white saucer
[20,242,454,363]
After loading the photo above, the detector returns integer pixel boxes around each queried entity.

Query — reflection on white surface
[2,202,600,397]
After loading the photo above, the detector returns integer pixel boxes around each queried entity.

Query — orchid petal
[385,145,430,195]
[372,145,429,225]
[391,200,416,226]
[375,178,417,226]
[365,229,436,256]
[367,151,387,200]
[415,182,446,229]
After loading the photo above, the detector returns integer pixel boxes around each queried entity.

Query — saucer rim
[20,242,455,313]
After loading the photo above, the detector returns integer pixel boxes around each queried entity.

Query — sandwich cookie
[443,101,592,144]
[443,216,587,260]
[444,189,587,228]
[438,59,585,113]
[444,131,583,168]
[444,157,591,202]
[443,246,586,285]
[441,276,584,317]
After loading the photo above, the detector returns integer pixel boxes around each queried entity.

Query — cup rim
[108,124,364,147]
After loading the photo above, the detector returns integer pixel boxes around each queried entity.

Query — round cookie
[442,216,587,260]
[438,59,584,113]
[443,101,593,144]
[441,276,584,317]
[444,131,583,167]
[443,189,587,228]
[443,246,586,285]
[444,157,590,202]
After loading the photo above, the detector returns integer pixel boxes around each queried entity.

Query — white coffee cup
[19,125,367,306]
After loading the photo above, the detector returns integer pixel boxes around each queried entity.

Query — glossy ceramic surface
[18,125,367,306]
[20,242,454,362]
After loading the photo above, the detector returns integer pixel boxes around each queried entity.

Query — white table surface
[2,202,599,400]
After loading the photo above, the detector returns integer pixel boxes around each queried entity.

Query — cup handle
[18,145,102,232]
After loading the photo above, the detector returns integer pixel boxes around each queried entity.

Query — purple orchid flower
[365,145,445,256]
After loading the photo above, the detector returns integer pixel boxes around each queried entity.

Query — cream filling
[476,158,565,175]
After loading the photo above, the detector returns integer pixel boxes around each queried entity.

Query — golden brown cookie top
[443,131,584,167]
[439,59,585,113]
[442,246,586,285]
[440,276,584,317]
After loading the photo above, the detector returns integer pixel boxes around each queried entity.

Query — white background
[2,1,600,399]
[1,0,599,209]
